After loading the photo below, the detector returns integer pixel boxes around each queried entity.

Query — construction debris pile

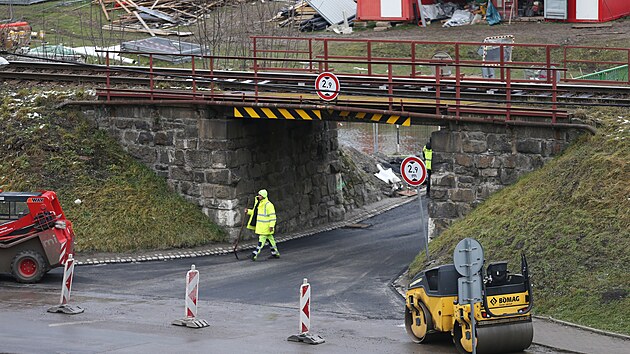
[94,0,246,36]
[271,0,356,32]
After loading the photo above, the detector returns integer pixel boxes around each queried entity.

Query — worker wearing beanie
[246,189,279,261]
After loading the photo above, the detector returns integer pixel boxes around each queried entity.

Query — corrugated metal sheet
[307,0,357,25]
[121,37,204,64]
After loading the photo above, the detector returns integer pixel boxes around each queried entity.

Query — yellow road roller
[405,253,533,354]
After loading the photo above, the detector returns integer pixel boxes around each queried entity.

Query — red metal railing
[94,37,630,127]
[251,36,630,86]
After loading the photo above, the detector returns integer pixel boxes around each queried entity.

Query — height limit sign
[400,156,427,187]
[315,72,340,101]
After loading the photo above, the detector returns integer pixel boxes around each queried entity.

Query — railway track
[2,60,629,108]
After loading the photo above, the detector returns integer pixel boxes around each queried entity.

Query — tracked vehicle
[405,253,533,354]
[0,191,75,283]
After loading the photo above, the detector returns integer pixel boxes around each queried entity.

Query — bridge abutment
[428,121,581,239]
[90,105,382,241]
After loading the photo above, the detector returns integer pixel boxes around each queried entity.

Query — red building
[546,0,630,22]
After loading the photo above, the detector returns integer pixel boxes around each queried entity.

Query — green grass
[408,107,630,334]
[0,87,226,253]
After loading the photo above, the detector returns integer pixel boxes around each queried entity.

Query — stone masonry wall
[428,122,581,239]
[89,105,382,241]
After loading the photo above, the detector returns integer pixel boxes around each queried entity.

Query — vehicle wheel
[405,301,434,343]
[453,322,473,354]
[11,250,48,283]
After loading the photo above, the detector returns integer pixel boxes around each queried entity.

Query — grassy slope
[409,107,630,334]
[0,87,226,252]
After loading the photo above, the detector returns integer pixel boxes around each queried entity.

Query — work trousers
[252,234,279,259]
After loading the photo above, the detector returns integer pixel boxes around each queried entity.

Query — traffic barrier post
[287,278,325,345]
[47,254,84,314]
[172,264,209,328]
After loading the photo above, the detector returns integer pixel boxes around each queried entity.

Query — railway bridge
[33,36,627,240]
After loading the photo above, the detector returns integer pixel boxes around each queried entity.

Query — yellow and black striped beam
[233,107,321,121]
[337,111,411,126]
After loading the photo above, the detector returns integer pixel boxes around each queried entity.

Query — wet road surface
[1,198,628,353]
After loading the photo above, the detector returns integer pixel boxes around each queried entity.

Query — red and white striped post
[287,278,325,345]
[172,265,209,328]
[59,253,75,305]
[299,278,311,334]
[47,254,84,314]
[58,240,69,266]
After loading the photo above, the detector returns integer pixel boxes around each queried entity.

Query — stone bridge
[79,103,586,241]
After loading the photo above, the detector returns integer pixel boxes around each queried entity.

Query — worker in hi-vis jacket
[246,189,279,261]
[422,141,432,197]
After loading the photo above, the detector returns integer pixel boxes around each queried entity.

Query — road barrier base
[172,318,209,328]
[47,304,84,315]
[287,333,325,345]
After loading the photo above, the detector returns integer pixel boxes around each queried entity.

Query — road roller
[405,253,533,354]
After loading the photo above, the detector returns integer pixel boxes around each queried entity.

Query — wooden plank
[99,0,111,21]
[133,10,156,36]
[572,23,613,29]
[169,7,197,19]
[150,0,159,9]
[103,24,193,36]
[114,0,132,14]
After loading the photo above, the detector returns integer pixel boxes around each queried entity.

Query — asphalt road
[1,197,628,353]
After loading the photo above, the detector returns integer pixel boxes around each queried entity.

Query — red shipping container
[357,0,474,22]
[357,0,416,21]
[568,0,630,22]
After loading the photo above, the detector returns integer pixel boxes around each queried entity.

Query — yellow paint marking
[312,110,322,119]
[297,110,312,120]
[261,108,278,119]
[356,112,366,119]
[387,115,400,124]
[371,114,383,122]
[234,108,244,118]
[340,111,350,117]
[402,118,411,126]
[244,107,260,118]
[279,108,295,119]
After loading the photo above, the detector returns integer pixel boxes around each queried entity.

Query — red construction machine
[0,190,75,283]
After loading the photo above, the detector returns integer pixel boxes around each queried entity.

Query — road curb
[533,315,630,341]
[74,195,418,266]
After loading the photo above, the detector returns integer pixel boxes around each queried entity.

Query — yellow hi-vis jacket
[247,198,276,235]
[423,146,432,170]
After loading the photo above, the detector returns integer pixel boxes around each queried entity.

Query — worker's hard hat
[257,189,268,198]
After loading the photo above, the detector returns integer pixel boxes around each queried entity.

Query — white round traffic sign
[315,72,340,101]
[400,155,426,186]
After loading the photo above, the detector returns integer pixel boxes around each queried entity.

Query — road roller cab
[0,190,75,283]
[405,253,533,354]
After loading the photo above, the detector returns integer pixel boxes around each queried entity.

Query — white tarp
[73,46,136,64]
[306,0,356,25]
